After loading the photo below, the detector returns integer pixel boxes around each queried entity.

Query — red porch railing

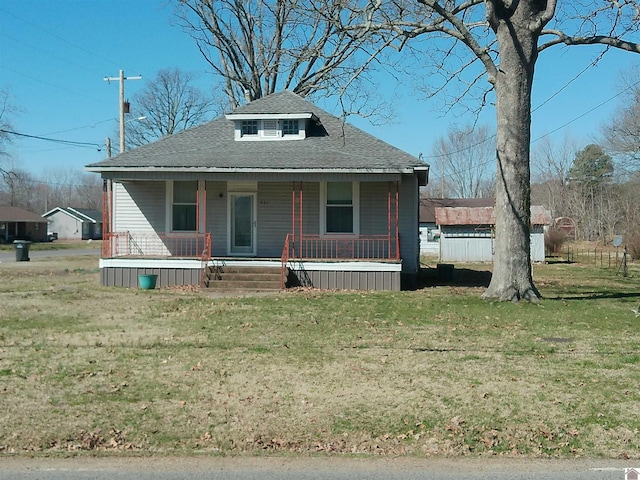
[280,233,400,288]
[102,232,212,259]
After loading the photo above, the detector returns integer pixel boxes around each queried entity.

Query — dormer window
[227,112,315,141]
[282,119,299,136]
[241,120,258,136]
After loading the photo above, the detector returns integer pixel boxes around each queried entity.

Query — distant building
[42,207,103,240]
[0,206,48,243]
[419,197,494,256]
[435,204,552,262]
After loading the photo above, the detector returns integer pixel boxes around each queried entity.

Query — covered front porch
[99,230,402,290]
[98,177,413,291]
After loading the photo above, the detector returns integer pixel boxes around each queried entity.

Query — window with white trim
[322,182,359,234]
[241,120,258,136]
[282,119,299,135]
[172,181,197,231]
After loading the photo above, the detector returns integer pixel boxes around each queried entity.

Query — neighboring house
[435,205,552,262]
[0,206,48,243]
[42,207,103,240]
[86,91,429,290]
[419,197,494,256]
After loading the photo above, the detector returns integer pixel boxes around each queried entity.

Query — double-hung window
[323,182,359,234]
[172,181,197,231]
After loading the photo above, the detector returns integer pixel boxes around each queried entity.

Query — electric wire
[0,129,103,151]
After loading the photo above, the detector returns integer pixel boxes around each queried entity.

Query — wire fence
[547,246,630,272]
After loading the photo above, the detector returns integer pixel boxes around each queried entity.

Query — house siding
[205,181,227,257]
[398,174,420,277]
[360,182,389,236]
[113,181,166,233]
[289,269,400,291]
[46,212,84,240]
[101,266,201,288]
[257,181,293,257]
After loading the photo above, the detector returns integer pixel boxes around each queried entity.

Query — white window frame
[319,181,359,236]
[235,118,305,141]
[166,180,199,233]
[282,119,299,136]
[240,120,258,137]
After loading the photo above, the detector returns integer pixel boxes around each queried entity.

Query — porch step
[202,265,283,291]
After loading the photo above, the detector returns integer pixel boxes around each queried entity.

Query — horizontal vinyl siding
[205,181,227,256]
[301,182,320,235]
[360,182,389,236]
[113,181,166,233]
[257,182,291,257]
[398,175,420,274]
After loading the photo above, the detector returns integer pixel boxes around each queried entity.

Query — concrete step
[202,265,283,291]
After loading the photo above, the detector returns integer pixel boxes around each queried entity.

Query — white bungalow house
[86,91,429,291]
[42,207,103,241]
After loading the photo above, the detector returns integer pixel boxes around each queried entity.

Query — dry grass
[0,253,639,458]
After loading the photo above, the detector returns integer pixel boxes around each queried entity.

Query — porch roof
[86,91,428,181]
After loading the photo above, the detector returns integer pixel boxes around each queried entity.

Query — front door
[229,193,256,255]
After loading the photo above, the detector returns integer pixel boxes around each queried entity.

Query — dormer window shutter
[262,119,279,137]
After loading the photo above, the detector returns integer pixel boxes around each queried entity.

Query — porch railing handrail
[285,234,400,261]
[281,233,292,289]
[281,233,400,278]
[103,231,212,259]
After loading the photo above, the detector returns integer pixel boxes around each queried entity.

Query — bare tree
[531,134,579,221]
[0,168,37,210]
[430,123,495,198]
[173,0,399,116]
[601,66,640,174]
[0,87,18,177]
[125,68,219,149]
[347,1,640,301]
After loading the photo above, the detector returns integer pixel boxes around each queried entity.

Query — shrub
[545,228,567,255]
[627,232,640,260]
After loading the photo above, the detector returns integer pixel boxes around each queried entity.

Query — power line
[0,129,103,151]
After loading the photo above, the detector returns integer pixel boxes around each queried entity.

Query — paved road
[0,457,635,480]
[0,246,101,263]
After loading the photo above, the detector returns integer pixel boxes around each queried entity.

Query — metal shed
[435,205,551,262]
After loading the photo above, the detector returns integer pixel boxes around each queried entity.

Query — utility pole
[104,70,142,154]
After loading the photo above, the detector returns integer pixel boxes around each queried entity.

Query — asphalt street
[0,457,636,480]
[0,246,101,263]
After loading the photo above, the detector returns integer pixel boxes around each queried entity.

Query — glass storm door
[230,193,256,255]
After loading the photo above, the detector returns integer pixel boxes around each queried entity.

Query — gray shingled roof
[86,91,426,173]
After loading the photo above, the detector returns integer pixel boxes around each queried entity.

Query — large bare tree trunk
[482,2,545,302]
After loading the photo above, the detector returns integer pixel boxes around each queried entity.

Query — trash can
[13,240,31,262]
[437,263,454,282]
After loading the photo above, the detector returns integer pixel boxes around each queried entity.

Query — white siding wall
[113,181,166,233]
[47,212,83,240]
[205,181,227,257]
[257,182,293,257]
[398,174,420,274]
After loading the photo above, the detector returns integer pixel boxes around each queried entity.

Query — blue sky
[1,1,638,177]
